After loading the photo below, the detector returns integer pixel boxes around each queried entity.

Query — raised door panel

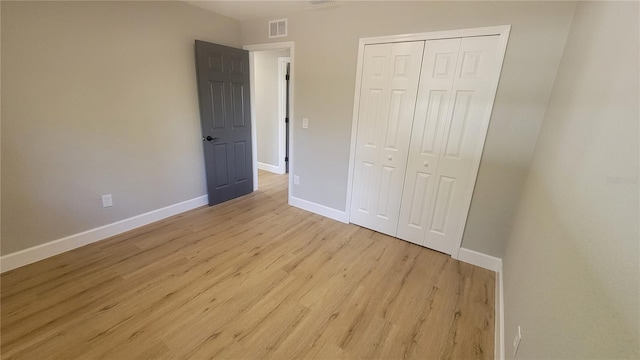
[230,82,246,129]
[351,44,390,224]
[350,41,424,236]
[423,35,501,254]
[397,38,461,246]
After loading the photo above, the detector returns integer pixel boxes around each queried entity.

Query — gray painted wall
[255,49,290,168]
[1,1,241,254]
[503,1,639,357]
[241,1,577,258]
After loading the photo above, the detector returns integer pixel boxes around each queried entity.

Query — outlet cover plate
[102,194,113,208]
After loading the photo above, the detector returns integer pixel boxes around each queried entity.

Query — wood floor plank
[1,170,495,359]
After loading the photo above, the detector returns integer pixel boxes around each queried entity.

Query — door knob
[423,161,430,167]
[204,136,219,142]
[387,155,393,161]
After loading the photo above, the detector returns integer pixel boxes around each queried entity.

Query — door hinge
[285,117,289,123]
[285,157,289,162]
[285,74,290,81]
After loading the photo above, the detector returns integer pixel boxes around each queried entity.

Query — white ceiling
[185,1,340,22]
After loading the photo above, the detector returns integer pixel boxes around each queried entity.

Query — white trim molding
[454,247,504,359]
[353,25,511,47]
[495,262,505,360]
[243,42,294,52]
[0,195,208,273]
[456,247,502,272]
[247,50,259,191]
[257,161,284,174]
[243,42,295,203]
[289,196,349,224]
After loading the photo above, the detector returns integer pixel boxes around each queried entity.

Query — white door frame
[345,25,510,258]
[244,42,294,203]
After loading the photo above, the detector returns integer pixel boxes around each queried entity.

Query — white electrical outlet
[302,117,309,129]
[102,194,113,208]
[512,326,522,357]
[293,175,300,185]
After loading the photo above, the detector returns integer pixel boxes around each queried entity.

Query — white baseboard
[257,162,284,174]
[454,248,504,359]
[0,195,208,273]
[495,262,504,360]
[289,196,349,224]
[457,247,502,272]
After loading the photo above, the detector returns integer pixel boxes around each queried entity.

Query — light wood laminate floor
[1,170,494,359]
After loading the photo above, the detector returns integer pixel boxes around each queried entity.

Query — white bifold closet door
[351,35,501,256]
[398,36,501,254]
[349,41,424,235]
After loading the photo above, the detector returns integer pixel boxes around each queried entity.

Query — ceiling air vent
[269,19,287,39]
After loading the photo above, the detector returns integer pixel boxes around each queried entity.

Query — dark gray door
[285,62,290,173]
[195,40,253,205]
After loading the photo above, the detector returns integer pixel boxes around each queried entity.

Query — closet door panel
[424,35,501,254]
[397,38,461,246]
[350,41,424,236]
[351,44,390,223]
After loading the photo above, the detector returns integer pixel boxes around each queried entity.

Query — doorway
[245,42,295,203]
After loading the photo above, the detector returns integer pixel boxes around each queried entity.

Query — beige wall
[1,1,241,255]
[502,1,639,358]
[241,1,576,257]
[255,49,290,167]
